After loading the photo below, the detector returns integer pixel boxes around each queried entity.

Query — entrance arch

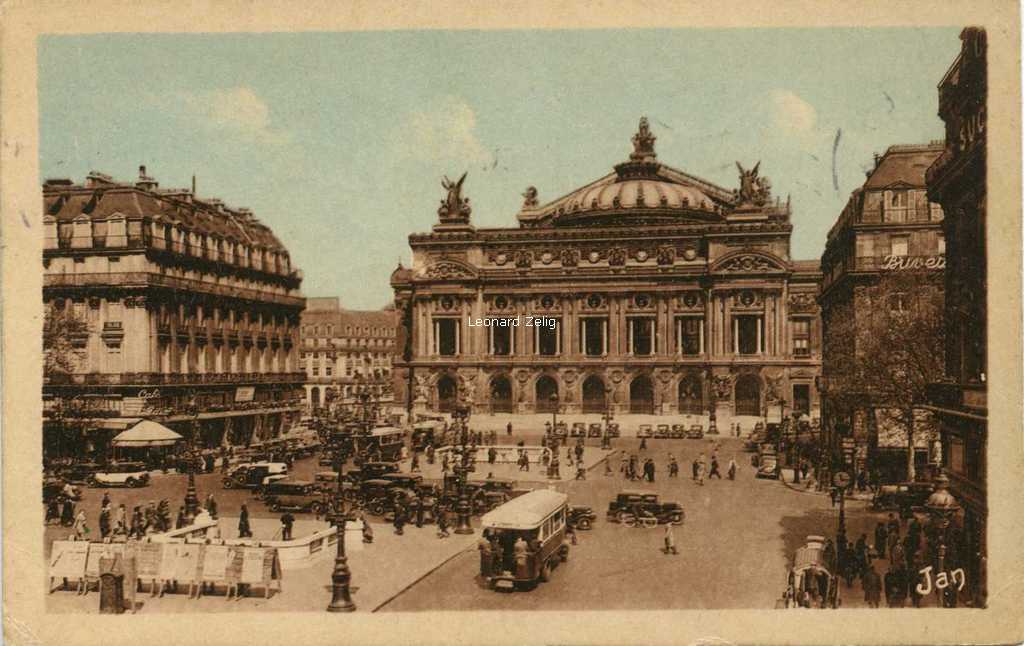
[735,374,761,416]
[582,375,607,414]
[535,375,559,413]
[629,375,655,414]
[678,375,704,415]
[436,374,458,413]
[490,375,513,413]
[310,387,320,409]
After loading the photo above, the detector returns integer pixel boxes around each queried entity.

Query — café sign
[882,255,945,271]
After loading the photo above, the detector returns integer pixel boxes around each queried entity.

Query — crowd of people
[613,443,740,485]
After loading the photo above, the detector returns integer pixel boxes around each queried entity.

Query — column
[733,318,739,355]
[699,318,705,355]
[580,318,587,356]
[564,296,574,358]
[757,316,763,355]
[626,318,633,356]
[602,320,608,356]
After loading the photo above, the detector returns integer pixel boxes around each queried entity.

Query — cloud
[392,96,492,166]
[180,86,289,144]
[770,89,818,136]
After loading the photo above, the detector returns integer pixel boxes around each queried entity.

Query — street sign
[832,471,851,488]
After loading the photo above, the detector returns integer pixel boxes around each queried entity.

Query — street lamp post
[601,386,613,451]
[182,403,201,525]
[925,472,961,608]
[550,393,562,446]
[451,406,474,535]
[326,427,356,613]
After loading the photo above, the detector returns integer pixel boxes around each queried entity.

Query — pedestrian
[393,502,406,535]
[855,534,871,577]
[280,512,295,541]
[61,496,75,527]
[238,504,252,538]
[441,452,450,474]
[156,499,171,532]
[550,455,560,479]
[513,535,529,578]
[411,452,421,473]
[691,458,699,481]
[101,492,111,509]
[46,496,61,525]
[800,460,810,480]
[565,447,573,467]
[874,521,888,559]
[823,538,837,573]
[709,455,722,479]
[414,496,425,528]
[478,534,494,578]
[73,509,88,539]
[646,459,656,483]
[175,506,186,529]
[888,530,904,568]
[727,456,738,480]
[360,514,374,544]
[506,422,512,436]
[143,501,157,533]
[620,454,629,475]
[862,565,882,607]
[574,444,584,463]
[436,509,450,538]
[886,513,901,537]
[487,447,497,465]
[663,523,679,555]
[130,506,143,539]
[604,457,613,477]
[205,493,218,519]
[98,504,111,539]
[426,444,435,465]
[575,462,586,481]
[696,454,706,485]
[668,454,679,477]
[639,437,647,452]
[884,566,904,608]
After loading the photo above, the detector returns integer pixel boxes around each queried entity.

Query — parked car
[358,478,418,516]
[342,461,400,484]
[871,482,934,511]
[587,423,603,438]
[222,462,288,490]
[756,448,779,479]
[570,422,587,438]
[655,424,670,439]
[59,462,103,485]
[376,473,424,491]
[637,424,653,438]
[606,490,684,525]
[670,424,686,439]
[89,462,151,488]
[568,504,597,530]
[685,425,704,439]
[606,422,621,438]
[464,477,523,514]
[262,480,327,515]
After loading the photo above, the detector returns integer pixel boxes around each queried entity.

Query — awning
[112,420,184,447]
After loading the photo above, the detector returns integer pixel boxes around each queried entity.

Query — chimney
[139,165,147,178]
[136,165,158,191]
[873,153,882,169]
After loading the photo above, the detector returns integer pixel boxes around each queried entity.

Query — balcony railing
[44,272,305,308]
[45,371,307,386]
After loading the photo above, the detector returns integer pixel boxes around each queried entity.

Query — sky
[38,29,961,309]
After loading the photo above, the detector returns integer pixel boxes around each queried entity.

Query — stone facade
[391,120,822,424]
[299,296,397,410]
[42,167,305,458]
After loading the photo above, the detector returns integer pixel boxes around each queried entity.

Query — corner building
[42,167,305,458]
[391,120,821,426]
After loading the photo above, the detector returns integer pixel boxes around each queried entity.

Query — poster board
[134,542,164,581]
[84,543,125,580]
[239,548,266,584]
[48,541,89,583]
[200,545,232,582]
[158,543,202,585]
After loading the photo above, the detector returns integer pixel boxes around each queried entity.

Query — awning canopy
[112,420,184,447]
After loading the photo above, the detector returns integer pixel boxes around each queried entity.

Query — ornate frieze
[788,292,818,313]
[676,292,704,310]
[711,374,734,400]
[421,261,476,280]
[719,254,777,273]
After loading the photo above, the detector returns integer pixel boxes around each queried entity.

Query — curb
[371,543,475,612]
[778,471,874,503]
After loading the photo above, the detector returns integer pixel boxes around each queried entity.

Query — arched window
[436,374,458,413]
[535,375,559,413]
[629,375,654,414]
[735,374,761,417]
[582,375,607,414]
[490,375,513,413]
[678,375,704,415]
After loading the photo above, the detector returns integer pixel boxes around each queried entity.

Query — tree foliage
[43,304,89,376]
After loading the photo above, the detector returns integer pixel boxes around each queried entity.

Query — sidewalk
[777,468,874,502]
[397,444,610,484]
[46,518,478,613]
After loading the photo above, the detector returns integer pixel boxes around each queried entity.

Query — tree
[823,270,945,481]
[43,303,89,376]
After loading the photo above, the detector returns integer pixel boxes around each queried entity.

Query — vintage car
[756,448,779,479]
[464,478,523,514]
[342,461,400,484]
[637,424,654,438]
[89,462,151,488]
[358,478,419,516]
[670,424,686,439]
[263,480,327,515]
[411,420,443,451]
[871,482,934,512]
[570,422,587,438]
[59,462,103,485]
[782,535,840,609]
[43,478,80,504]
[568,504,597,530]
[605,422,620,438]
[551,421,568,438]
[222,462,288,490]
[654,424,670,439]
[376,473,424,490]
[587,423,603,438]
[606,490,684,525]
[685,424,704,439]
[480,490,571,591]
